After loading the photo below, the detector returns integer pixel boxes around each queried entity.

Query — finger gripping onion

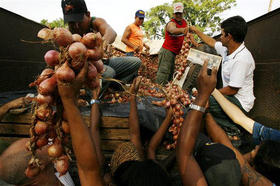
[56,62,75,83]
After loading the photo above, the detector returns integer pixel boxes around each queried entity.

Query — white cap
[173,2,184,13]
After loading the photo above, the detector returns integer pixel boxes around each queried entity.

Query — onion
[48,143,63,158]
[87,78,99,89]
[53,28,73,47]
[36,105,53,120]
[71,58,85,71]
[170,99,177,106]
[55,155,69,176]
[36,94,53,105]
[87,62,97,80]
[92,60,104,73]
[25,165,40,178]
[61,120,70,134]
[35,121,48,135]
[72,34,82,42]
[29,69,54,87]
[56,62,75,82]
[38,75,57,95]
[86,48,103,61]
[68,42,87,59]
[44,50,59,67]
[37,28,54,40]
[175,104,181,111]
[81,33,97,49]
[36,136,48,148]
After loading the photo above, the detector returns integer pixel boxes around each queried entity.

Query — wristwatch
[90,99,101,105]
[189,103,206,113]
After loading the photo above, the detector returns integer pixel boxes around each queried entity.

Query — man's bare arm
[166,22,187,35]
[189,26,216,48]
[177,61,217,186]
[93,17,117,44]
[218,86,239,96]
[148,108,173,160]
[205,113,272,186]
[211,89,254,133]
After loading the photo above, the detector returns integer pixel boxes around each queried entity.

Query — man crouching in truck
[190,16,255,143]
[61,0,142,94]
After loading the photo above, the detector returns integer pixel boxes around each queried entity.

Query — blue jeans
[100,56,141,96]
[252,122,280,145]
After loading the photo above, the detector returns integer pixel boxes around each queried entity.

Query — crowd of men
[0,0,279,185]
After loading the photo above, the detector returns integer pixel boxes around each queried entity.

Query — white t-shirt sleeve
[214,41,227,58]
[228,57,251,88]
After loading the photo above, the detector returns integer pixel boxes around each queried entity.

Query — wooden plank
[0,123,130,140]
[0,123,30,135]
[1,112,128,128]
[1,112,32,124]
[100,129,130,140]
[83,117,128,128]
[0,137,28,144]
[101,140,128,151]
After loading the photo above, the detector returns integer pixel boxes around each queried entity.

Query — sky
[1,0,280,36]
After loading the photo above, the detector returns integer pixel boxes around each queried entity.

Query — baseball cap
[61,0,88,23]
[194,134,241,186]
[173,2,184,13]
[135,10,145,18]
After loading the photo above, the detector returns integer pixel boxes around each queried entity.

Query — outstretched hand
[197,60,217,98]
[129,76,142,95]
[6,97,30,110]
[57,61,88,101]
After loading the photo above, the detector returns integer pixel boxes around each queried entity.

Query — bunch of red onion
[26,27,105,178]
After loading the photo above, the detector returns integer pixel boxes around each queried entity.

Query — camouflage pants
[156,47,176,85]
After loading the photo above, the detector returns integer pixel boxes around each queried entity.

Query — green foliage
[144,0,236,39]
[40,18,66,28]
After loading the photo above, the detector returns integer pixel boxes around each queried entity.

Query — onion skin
[36,105,53,121]
[68,42,87,59]
[87,62,97,80]
[38,75,57,95]
[71,59,85,71]
[56,62,75,83]
[37,28,53,40]
[36,94,53,105]
[81,33,97,49]
[86,48,103,61]
[29,69,54,87]
[48,143,63,158]
[35,121,48,135]
[53,28,73,47]
[72,34,82,42]
[36,136,48,148]
[44,50,59,67]
[55,155,69,176]
[91,60,104,73]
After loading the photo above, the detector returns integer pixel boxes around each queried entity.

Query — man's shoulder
[235,46,255,64]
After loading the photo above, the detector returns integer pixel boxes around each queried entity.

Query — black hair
[113,160,172,186]
[221,16,247,43]
[253,140,280,185]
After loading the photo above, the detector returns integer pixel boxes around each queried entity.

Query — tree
[144,0,236,39]
[40,18,66,28]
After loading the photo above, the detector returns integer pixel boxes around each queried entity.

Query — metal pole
[268,0,273,12]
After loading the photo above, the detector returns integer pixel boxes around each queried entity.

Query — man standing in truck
[190,16,255,142]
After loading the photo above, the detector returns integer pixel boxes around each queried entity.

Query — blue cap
[135,10,145,18]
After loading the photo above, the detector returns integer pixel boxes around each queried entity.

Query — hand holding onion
[57,60,88,101]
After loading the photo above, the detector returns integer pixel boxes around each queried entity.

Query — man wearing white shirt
[190,16,255,140]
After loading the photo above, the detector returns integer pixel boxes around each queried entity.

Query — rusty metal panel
[0,8,53,92]
[245,8,280,129]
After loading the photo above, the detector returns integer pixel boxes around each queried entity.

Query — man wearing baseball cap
[61,0,142,91]
[156,2,188,85]
[122,10,150,56]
